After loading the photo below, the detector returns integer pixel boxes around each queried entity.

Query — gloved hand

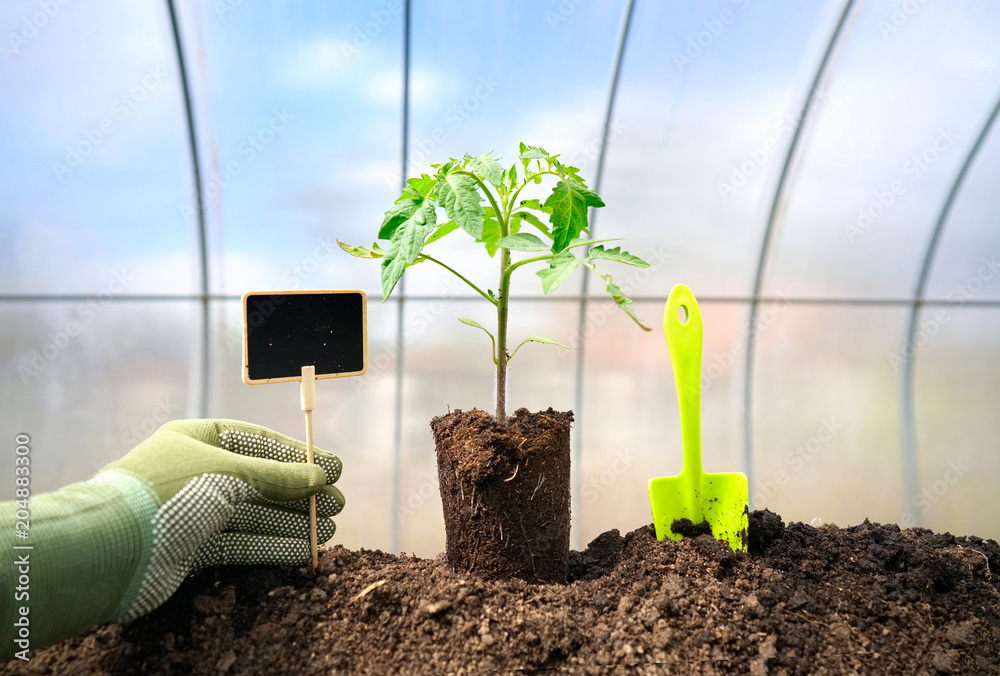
[1,419,344,661]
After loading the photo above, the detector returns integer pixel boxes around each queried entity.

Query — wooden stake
[300,365,319,569]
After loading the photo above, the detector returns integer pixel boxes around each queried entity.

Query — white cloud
[284,39,351,87]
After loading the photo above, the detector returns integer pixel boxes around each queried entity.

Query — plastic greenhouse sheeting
[1,0,998,554]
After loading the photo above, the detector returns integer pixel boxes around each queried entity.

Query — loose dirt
[4,511,998,675]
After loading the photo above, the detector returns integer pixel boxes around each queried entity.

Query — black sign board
[242,290,368,384]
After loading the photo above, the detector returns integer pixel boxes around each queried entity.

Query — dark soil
[432,408,573,584]
[671,518,714,539]
[4,511,1000,675]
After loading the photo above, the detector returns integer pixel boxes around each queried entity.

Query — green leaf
[587,245,650,268]
[603,278,651,331]
[564,237,621,251]
[425,221,459,246]
[337,240,384,259]
[480,209,501,257]
[467,152,503,186]
[552,159,582,180]
[509,211,550,237]
[509,335,570,361]
[379,197,423,240]
[544,180,605,252]
[519,143,550,160]
[458,317,497,363]
[507,162,518,192]
[403,174,437,198]
[518,198,551,214]
[536,251,581,294]
[496,233,550,252]
[436,172,483,239]
[380,198,437,301]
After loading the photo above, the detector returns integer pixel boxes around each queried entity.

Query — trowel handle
[664,284,703,476]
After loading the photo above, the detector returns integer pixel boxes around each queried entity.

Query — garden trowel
[648,284,748,552]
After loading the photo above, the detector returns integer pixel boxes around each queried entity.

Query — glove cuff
[0,472,160,661]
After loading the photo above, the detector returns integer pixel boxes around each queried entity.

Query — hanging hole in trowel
[678,304,689,325]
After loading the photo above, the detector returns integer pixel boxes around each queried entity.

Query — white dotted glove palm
[0,419,343,661]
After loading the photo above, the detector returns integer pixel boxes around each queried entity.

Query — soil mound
[4,511,998,675]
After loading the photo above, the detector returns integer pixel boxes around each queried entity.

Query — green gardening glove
[0,419,344,661]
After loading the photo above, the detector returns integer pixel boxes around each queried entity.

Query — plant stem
[496,245,510,424]
[502,254,554,288]
[418,254,497,306]
[494,180,512,425]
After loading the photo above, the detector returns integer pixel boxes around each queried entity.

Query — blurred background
[1,0,998,555]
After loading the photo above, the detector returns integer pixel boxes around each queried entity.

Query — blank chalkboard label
[242,290,368,384]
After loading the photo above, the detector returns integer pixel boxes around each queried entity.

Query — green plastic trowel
[648,284,749,551]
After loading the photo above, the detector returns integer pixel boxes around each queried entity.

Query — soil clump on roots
[4,511,999,675]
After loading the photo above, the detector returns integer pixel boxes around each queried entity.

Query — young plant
[339,143,651,423]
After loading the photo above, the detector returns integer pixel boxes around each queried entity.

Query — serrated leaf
[380,198,437,300]
[435,160,458,176]
[496,233,550,252]
[519,143,550,160]
[604,279,651,331]
[553,159,582,180]
[518,198,550,213]
[587,245,650,268]
[404,174,437,198]
[436,172,483,239]
[564,237,621,251]
[425,220,458,246]
[481,210,501,257]
[544,180,605,252]
[509,211,550,237]
[458,317,497,363]
[468,152,503,186]
[337,240,383,259]
[509,335,570,361]
[536,251,581,294]
[379,197,423,240]
[508,162,518,192]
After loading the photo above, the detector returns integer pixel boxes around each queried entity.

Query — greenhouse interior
[3,0,999,562]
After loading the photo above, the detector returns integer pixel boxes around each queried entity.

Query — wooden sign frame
[241,289,368,385]
[240,288,367,568]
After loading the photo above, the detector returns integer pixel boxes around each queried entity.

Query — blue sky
[1,0,998,300]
